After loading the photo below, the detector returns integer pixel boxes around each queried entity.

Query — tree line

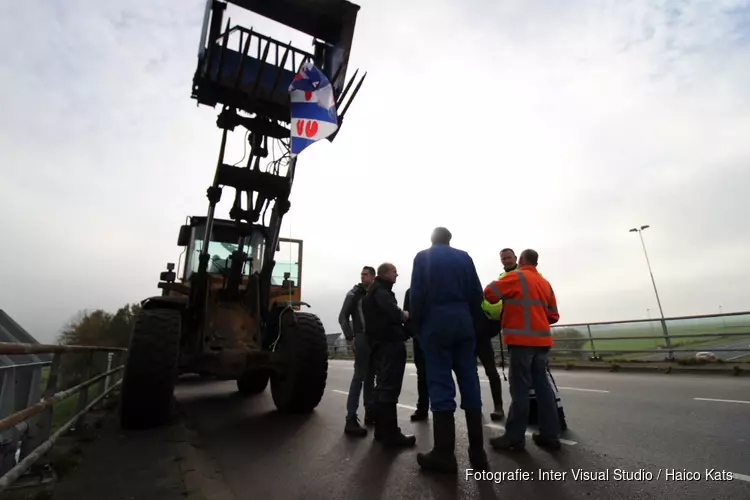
[56,302,141,385]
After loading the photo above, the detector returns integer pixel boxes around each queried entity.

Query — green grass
[556,315,750,355]
[38,366,111,432]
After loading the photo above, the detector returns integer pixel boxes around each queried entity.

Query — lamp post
[629,225,673,359]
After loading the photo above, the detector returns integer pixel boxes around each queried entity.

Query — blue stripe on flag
[291,136,316,155]
[290,101,337,124]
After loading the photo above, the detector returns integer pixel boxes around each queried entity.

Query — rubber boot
[465,409,490,470]
[374,402,415,447]
[364,407,376,426]
[417,411,457,473]
[410,408,428,421]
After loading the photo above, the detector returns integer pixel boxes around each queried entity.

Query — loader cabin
[161,217,302,303]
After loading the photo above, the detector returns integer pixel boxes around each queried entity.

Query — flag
[288,61,339,156]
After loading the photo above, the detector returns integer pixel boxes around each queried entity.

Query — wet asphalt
[174,359,750,500]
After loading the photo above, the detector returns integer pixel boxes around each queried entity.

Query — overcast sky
[1,0,749,344]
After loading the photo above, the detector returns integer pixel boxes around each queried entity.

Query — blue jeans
[505,346,560,442]
[347,334,375,418]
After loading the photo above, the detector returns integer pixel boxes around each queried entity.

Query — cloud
[0,0,749,343]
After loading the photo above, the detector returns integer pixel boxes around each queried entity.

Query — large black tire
[119,308,182,430]
[270,311,328,413]
[237,369,270,395]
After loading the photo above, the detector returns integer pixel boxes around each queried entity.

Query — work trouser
[370,339,407,404]
[346,333,375,418]
[475,331,503,408]
[420,314,482,413]
[504,345,560,443]
[412,337,429,412]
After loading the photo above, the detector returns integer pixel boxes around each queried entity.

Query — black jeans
[370,340,407,404]
[413,337,429,411]
[475,332,503,407]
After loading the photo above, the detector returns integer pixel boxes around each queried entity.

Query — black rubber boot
[364,408,376,426]
[410,408,429,421]
[374,402,415,447]
[465,409,490,471]
[417,411,457,473]
[344,416,367,437]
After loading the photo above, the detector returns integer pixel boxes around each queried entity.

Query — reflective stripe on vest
[501,270,552,341]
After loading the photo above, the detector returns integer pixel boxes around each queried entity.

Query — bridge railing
[327,311,750,363]
[0,342,127,493]
[548,311,750,362]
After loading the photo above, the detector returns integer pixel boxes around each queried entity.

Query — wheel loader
[118,0,366,429]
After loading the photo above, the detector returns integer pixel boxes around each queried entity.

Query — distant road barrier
[0,341,127,493]
[326,312,750,363]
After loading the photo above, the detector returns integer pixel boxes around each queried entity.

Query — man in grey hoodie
[339,266,376,436]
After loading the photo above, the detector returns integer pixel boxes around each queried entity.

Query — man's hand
[402,310,410,322]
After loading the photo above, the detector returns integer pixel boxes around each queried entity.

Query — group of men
[337,227,562,473]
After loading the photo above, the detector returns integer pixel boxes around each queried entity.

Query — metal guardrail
[326,311,750,362]
[549,311,750,361]
[0,341,127,493]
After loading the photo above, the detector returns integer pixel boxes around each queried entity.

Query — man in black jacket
[362,262,416,447]
[338,266,376,436]
[404,288,429,421]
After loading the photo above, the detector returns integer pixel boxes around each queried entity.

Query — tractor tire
[237,370,269,395]
[119,307,182,430]
[270,311,328,413]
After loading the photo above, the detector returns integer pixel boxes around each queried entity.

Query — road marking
[485,423,578,446]
[726,353,750,361]
[694,397,750,405]
[410,374,609,394]
[557,387,610,393]
[732,472,750,482]
[329,389,417,411]
[397,403,418,411]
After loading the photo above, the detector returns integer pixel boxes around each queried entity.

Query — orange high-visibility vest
[483,265,559,347]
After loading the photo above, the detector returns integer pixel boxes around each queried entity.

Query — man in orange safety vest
[482,248,562,451]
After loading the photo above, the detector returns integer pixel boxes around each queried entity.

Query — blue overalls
[410,244,483,412]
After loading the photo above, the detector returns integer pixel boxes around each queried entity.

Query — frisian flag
[288,61,339,156]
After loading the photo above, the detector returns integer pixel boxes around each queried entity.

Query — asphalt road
[636,338,750,361]
[175,360,750,500]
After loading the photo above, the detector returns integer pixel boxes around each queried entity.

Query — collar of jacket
[351,283,366,294]
[517,265,539,273]
[503,264,518,273]
[373,276,394,290]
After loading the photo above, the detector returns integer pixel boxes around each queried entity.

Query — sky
[1,0,749,344]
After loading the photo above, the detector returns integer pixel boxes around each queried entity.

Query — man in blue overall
[409,227,489,473]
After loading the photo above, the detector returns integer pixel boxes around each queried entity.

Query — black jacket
[338,283,367,341]
[362,277,406,342]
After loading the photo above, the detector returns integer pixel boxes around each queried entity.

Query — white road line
[410,373,610,394]
[397,403,418,411]
[557,387,610,393]
[732,472,750,482]
[485,423,578,446]
[328,389,438,413]
[694,397,750,405]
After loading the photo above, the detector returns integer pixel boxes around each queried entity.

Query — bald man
[361,262,416,447]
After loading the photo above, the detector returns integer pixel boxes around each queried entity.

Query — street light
[629,225,673,358]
